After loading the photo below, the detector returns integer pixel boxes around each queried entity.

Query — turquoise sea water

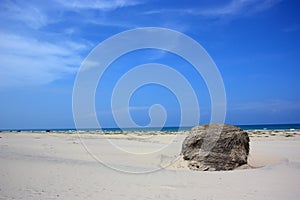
[1,123,299,132]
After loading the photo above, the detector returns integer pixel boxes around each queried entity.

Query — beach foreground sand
[1,131,300,200]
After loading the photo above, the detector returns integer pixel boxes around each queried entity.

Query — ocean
[1,123,299,133]
[238,124,300,130]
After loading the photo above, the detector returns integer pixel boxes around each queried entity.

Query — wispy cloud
[55,0,144,28]
[0,0,284,89]
[144,0,282,18]
[56,0,144,11]
[0,0,49,29]
[197,0,282,17]
[0,0,147,88]
[0,32,89,87]
[0,0,145,30]
[1,0,142,88]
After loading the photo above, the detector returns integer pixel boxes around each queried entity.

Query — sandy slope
[0,132,300,200]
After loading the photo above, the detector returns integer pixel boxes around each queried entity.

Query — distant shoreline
[1,123,300,133]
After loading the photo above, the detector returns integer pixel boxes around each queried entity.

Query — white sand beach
[1,130,300,200]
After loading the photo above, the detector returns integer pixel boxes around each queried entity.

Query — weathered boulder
[182,124,249,171]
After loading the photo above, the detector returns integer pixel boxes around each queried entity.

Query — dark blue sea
[238,124,300,130]
[1,123,299,133]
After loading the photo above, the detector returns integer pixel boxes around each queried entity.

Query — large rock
[182,124,249,171]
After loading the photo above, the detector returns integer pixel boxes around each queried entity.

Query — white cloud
[56,0,144,11]
[0,0,144,30]
[144,0,282,18]
[0,32,89,88]
[0,0,146,88]
[0,0,49,29]
[197,0,282,17]
[54,0,144,28]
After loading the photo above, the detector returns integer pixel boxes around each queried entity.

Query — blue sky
[0,0,299,129]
